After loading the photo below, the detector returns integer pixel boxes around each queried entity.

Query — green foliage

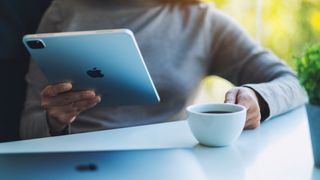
[296,44,320,106]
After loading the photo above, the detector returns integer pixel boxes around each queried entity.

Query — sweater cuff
[45,112,71,136]
[242,84,273,121]
[33,110,52,138]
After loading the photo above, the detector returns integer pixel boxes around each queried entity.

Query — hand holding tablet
[23,29,160,106]
[41,82,100,135]
[23,29,160,133]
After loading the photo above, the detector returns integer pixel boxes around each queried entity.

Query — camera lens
[26,40,45,49]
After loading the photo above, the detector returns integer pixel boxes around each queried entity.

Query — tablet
[23,29,160,106]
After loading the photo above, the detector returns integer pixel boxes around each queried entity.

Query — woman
[20,0,306,139]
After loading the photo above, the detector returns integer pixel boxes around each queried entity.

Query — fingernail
[97,96,101,102]
[64,83,72,90]
[87,91,95,96]
[70,116,76,122]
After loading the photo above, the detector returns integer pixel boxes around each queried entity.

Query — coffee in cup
[187,103,246,147]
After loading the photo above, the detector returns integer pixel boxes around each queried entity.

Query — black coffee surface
[202,111,233,114]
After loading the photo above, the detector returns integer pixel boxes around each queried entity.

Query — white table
[0,106,319,180]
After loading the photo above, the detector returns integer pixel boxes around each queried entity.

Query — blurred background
[196,0,320,103]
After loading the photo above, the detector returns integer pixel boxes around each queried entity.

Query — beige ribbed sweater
[20,0,307,139]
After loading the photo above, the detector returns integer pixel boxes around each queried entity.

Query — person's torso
[45,0,216,133]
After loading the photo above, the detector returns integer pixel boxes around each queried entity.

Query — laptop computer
[0,148,206,179]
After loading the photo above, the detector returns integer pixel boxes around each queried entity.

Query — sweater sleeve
[207,9,307,120]
[20,1,64,139]
[20,59,50,139]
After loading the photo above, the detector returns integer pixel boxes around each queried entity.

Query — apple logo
[86,67,104,78]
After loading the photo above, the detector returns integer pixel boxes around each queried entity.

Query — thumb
[224,88,239,104]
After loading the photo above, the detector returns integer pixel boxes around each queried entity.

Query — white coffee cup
[187,103,246,147]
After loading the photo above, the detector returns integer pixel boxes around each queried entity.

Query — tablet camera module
[27,40,45,49]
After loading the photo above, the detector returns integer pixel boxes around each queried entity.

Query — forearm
[208,14,307,118]
[20,108,71,139]
[20,59,71,139]
[20,108,51,139]
[243,75,307,120]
